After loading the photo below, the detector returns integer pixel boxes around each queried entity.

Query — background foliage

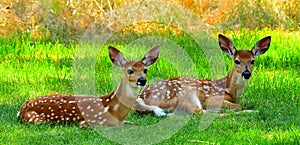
[0,0,299,41]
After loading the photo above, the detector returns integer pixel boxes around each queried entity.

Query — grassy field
[0,28,299,144]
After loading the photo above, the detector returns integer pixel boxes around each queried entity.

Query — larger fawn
[18,46,160,127]
[134,34,271,116]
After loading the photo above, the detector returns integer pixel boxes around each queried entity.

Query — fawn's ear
[141,46,160,67]
[218,34,236,58]
[108,46,127,67]
[251,36,271,57]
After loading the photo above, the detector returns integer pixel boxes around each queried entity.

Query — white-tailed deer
[18,46,160,127]
[134,34,271,116]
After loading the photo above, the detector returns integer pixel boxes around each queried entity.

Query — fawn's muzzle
[242,70,251,79]
[137,77,147,86]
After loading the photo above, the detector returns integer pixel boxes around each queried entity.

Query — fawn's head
[108,46,160,88]
[218,34,271,80]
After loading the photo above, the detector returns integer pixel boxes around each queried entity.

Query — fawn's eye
[234,60,241,65]
[250,60,255,65]
[144,69,148,74]
[127,69,134,75]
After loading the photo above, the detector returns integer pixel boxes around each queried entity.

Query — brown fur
[134,34,271,116]
[18,46,160,127]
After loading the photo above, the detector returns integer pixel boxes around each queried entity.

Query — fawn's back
[19,94,119,126]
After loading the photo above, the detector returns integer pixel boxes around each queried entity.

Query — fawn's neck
[101,78,139,121]
[216,69,247,103]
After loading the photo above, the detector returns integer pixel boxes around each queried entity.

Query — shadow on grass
[0,103,20,123]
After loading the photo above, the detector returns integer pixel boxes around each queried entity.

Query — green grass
[0,29,299,144]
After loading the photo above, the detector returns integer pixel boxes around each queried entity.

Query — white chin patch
[129,83,146,88]
[236,75,247,85]
[129,83,138,88]
[137,85,145,88]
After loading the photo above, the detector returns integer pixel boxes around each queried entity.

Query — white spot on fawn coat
[113,104,119,111]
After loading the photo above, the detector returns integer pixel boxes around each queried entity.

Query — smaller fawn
[134,34,271,116]
[18,46,160,127]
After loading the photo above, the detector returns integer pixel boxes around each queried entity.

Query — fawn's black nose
[137,77,147,86]
[242,70,251,80]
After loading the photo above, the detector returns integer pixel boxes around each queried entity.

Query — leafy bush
[0,0,299,42]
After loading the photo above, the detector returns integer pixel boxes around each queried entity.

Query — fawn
[18,46,160,127]
[134,34,271,116]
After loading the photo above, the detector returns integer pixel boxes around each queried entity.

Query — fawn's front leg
[221,100,242,110]
[134,98,167,116]
[203,96,241,111]
[175,90,204,115]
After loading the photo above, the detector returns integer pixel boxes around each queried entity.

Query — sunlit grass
[0,29,299,144]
